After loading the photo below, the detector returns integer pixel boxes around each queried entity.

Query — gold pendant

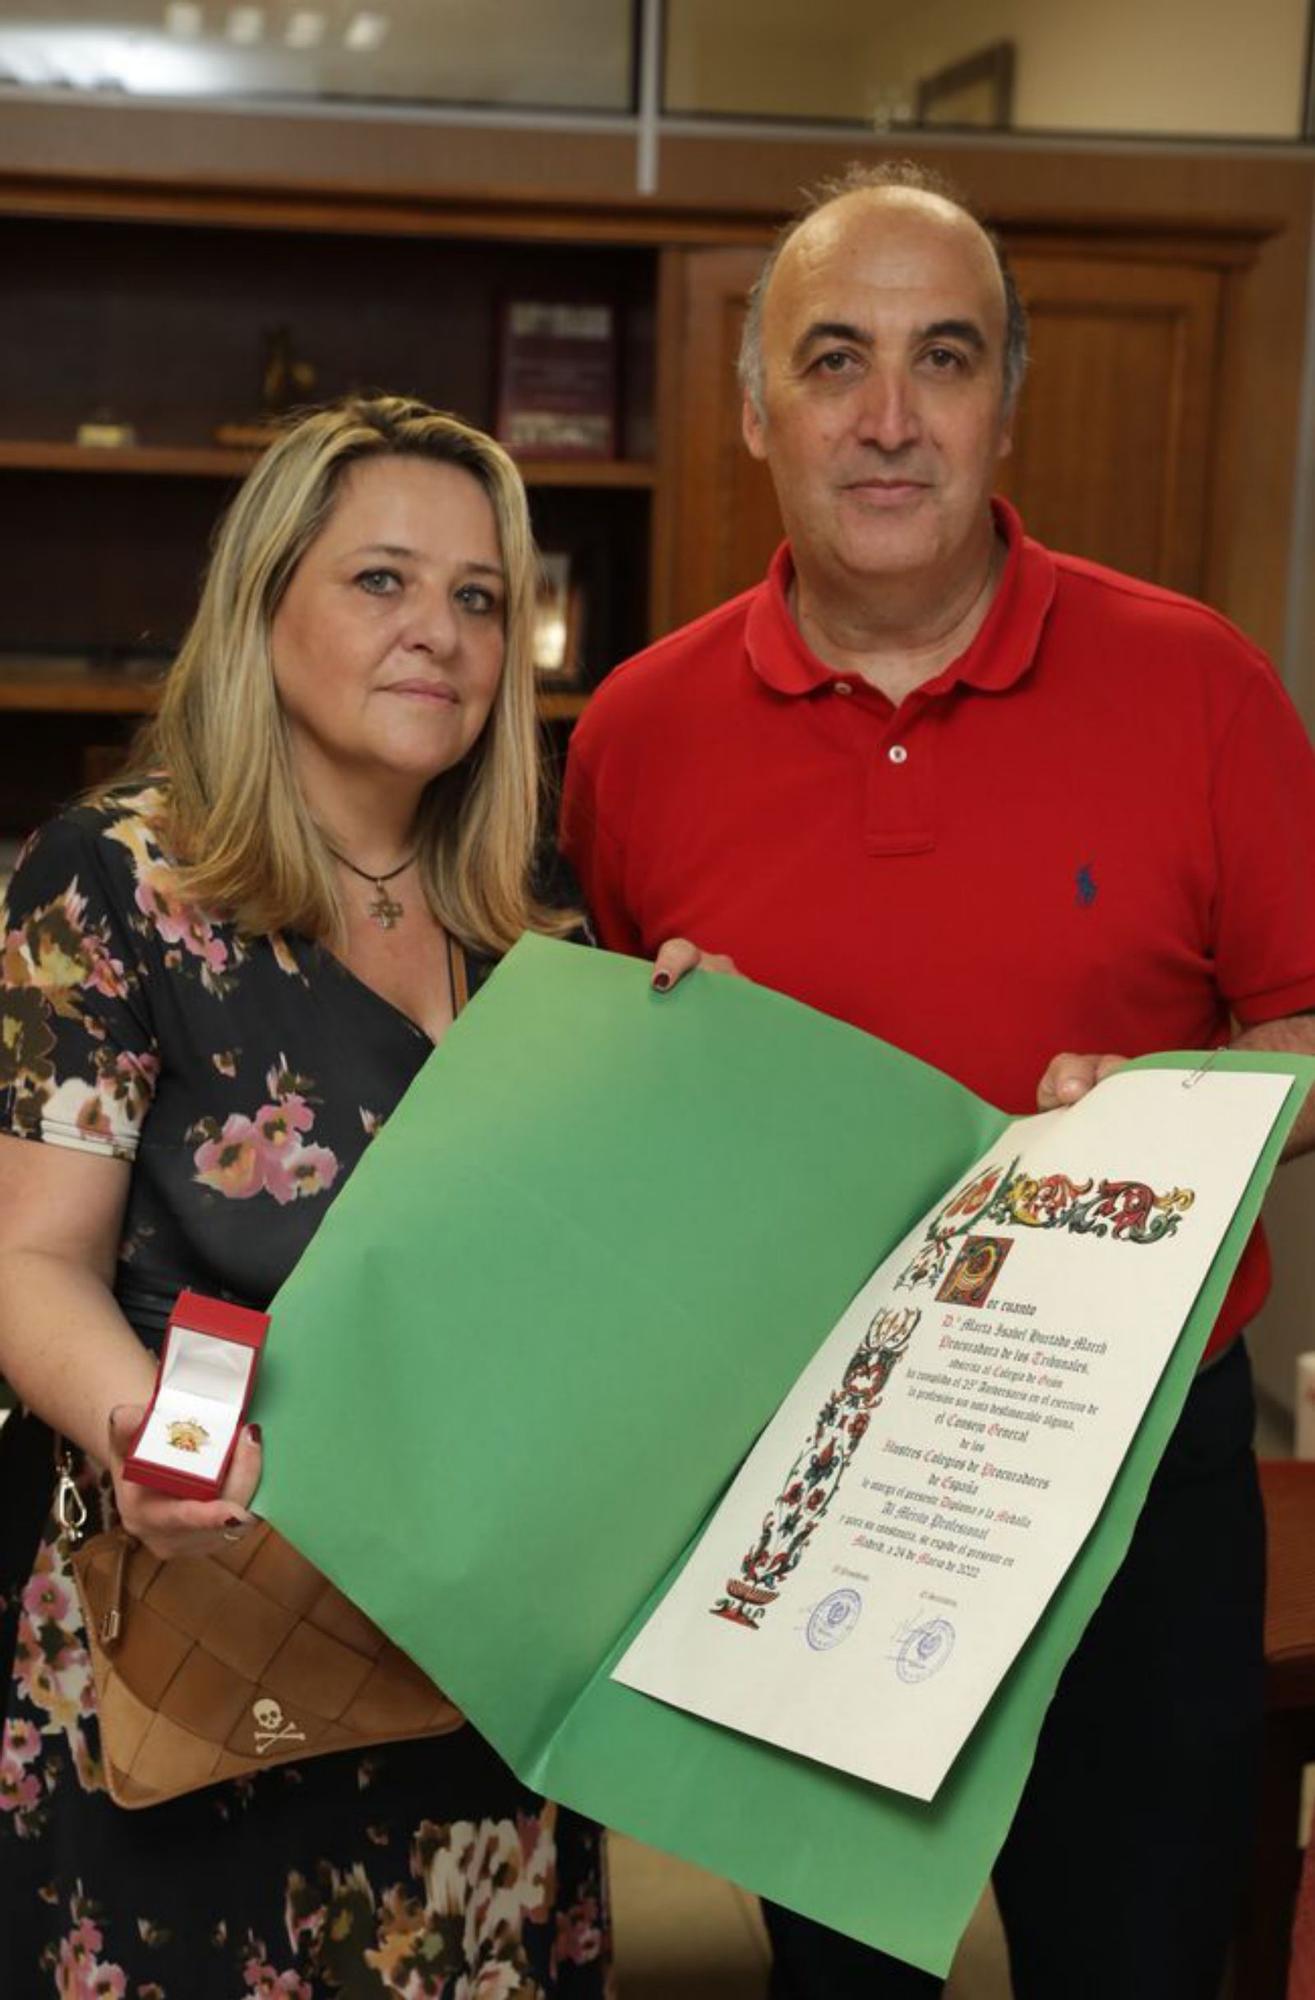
[368,887,405,930]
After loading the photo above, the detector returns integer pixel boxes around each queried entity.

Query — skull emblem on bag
[251,1696,306,1753]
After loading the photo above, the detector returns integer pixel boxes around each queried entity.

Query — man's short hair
[738,159,1030,418]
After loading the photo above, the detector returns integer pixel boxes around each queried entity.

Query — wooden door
[1000,252,1224,597]
[658,236,1230,632]
[654,245,781,635]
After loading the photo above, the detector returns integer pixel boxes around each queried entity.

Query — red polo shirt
[562,501,1315,1358]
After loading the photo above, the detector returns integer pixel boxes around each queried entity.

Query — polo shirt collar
[745,498,1057,701]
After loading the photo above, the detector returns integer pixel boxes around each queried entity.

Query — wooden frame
[915,41,1015,132]
[532,551,587,687]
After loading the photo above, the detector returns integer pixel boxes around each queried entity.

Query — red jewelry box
[122,1291,269,1501]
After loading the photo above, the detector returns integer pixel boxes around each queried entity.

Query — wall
[664,0,1307,136]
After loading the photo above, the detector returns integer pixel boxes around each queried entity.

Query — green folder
[254,935,1310,1975]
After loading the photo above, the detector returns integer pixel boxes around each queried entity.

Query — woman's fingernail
[225,1515,245,1529]
[652,971,671,991]
[246,1422,262,1446]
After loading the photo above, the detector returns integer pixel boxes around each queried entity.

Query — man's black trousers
[763,1336,1266,2000]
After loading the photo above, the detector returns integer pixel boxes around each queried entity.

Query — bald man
[562,163,1315,1997]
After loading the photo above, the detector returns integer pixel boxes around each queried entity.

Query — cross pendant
[368,888,405,930]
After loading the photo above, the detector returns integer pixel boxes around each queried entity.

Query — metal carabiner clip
[54,1446,88,1552]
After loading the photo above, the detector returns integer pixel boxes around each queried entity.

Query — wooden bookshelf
[0,656,589,724]
[0,439,655,487]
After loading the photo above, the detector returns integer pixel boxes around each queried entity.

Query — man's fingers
[1037,1052,1128,1110]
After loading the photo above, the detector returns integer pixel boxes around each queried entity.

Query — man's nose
[854,369,921,452]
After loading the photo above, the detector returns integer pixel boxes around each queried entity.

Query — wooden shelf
[0,440,256,477]
[0,660,592,722]
[536,689,589,721]
[519,459,654,490]
[0,660,163,713]
[0,439,656,488]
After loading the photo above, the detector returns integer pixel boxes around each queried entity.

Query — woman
[0,395,611,1996]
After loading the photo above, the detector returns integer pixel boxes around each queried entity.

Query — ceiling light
[343,11,388,53]
[164,2,203,37]
[226,5,264,46]
[285,8,324,48]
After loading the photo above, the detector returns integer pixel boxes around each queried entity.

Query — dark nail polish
[652,971,671,991]
[247,1422,262,1445]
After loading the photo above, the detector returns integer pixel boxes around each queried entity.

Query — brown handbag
[65,1500,463,1810]
[60,940,475,1808]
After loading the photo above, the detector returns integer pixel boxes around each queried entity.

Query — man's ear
[996,417,1014,464]
[742,392,768,462]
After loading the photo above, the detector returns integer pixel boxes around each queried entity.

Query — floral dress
[0,785,612,2000]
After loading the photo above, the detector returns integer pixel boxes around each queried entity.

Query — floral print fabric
[0,788,611,1997]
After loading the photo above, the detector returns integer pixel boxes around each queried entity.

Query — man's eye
[355,568,402,595]
[924,347,966,372]
[815,350,857,376]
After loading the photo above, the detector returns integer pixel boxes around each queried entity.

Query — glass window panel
[664,0,1310,141]
[0,0,636,112]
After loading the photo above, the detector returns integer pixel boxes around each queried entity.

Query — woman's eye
[456,584,501,616]
[355,568,402,595]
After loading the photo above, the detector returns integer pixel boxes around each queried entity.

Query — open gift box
[124,1291,269,1500]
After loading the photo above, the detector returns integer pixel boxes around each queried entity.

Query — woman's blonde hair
[132,393,573,953]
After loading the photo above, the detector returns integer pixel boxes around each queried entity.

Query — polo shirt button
[888,744,909,764]
[834,680,853,696]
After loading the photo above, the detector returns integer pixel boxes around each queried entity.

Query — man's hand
[650,938,740,991]
[108,1404,263,1560]
[1036,1052,1128,1111]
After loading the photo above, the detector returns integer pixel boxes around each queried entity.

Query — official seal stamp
[806,1587,863,1652]
[895,1616,956,1684]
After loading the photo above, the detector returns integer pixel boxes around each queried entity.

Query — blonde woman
[0,396,609,1996]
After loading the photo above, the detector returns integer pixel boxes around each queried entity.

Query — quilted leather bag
[69,1520,463,1808]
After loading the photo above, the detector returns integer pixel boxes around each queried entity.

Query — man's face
[743,190,1014,600]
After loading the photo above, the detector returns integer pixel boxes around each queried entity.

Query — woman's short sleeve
[1,812,159,1161]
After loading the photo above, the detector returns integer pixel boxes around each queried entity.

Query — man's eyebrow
[921,318,987,353]
[791,320,872,365]
[790,317,990,367]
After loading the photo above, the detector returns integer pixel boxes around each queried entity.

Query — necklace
[326,846,418,931]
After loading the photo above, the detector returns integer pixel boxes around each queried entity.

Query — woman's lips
[384,680,458,703]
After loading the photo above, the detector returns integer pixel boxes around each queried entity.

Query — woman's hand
[650,937,740,992]
[107,1405,263,1561]
[1036,1051,1128,1110]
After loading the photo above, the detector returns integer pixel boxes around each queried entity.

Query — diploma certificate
[615,1067,1291,1799]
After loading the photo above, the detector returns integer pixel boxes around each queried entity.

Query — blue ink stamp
[806,1588,863,1652]
[896,1617,956,1684]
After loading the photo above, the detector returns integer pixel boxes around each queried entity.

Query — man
[562,163,1315,1996]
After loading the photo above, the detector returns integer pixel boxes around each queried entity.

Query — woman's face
[271,454,507,808]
